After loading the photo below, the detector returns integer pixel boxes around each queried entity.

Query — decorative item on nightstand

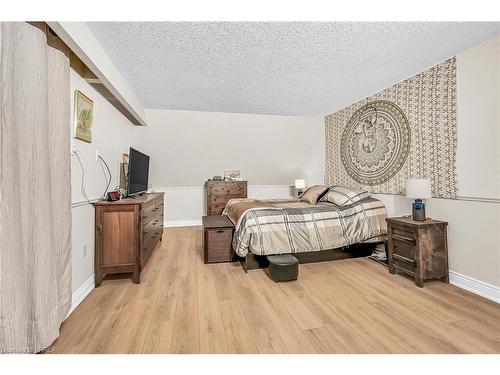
[406,178,431,221]
[294,179,306,198]
[224,169,241,181]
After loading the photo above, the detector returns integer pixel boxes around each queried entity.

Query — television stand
[93,192,164,286]
[126,191,150,199]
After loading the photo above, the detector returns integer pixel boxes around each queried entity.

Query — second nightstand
[386,217,449,287]
[202,215,235,264]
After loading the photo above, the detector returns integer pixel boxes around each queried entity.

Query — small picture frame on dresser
[224,169,241,181]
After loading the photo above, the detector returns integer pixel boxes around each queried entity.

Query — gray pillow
[321,186,371,206]
[300,185,329,204]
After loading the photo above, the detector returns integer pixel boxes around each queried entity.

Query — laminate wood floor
[51,226,500,354]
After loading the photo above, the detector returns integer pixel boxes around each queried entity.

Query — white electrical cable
[97,155,112,200]
[71,149,91,204]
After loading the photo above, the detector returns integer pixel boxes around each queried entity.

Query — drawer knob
[216,230,225,234]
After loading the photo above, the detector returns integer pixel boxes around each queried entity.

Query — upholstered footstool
[266,254,299,282]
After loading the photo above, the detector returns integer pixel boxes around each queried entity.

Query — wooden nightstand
[386,217,449,287]
[202,215,235,263]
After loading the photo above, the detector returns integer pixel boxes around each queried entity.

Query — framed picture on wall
[73,90,94,143]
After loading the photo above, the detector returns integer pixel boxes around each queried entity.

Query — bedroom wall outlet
[82,243,88,258]
[95,150,100,162]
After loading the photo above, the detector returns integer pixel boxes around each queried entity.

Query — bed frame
[239,241,385,272]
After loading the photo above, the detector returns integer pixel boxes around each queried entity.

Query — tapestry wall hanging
[325,57,457,199]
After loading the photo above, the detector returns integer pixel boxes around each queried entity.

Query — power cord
[71,149,114,203]
[71,149,91,204]
[97,154,112,200]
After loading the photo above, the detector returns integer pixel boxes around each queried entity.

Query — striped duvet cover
[223,197,387,257]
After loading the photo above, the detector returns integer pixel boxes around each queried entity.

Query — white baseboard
[68,275,95,317]
[165,219,202,227]
[449,271,500,303]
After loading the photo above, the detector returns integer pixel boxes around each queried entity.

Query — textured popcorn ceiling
[87,22,499,116]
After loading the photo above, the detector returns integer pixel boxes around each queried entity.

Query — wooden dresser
[94,192,164,286]
[386,217,449,287]
[206,180,247,215]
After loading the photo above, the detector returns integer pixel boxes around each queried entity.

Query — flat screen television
[127,147,150,196]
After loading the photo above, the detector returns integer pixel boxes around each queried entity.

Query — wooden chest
[206,180,247,215]
[94,192,164,286]
[202,215,235,263]
[386,217,449,287]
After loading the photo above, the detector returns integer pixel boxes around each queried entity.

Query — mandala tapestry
[341,100,410,186]
[325,57,457,199]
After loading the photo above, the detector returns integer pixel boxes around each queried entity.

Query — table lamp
[406,178,431,221]
[294,179,306,197]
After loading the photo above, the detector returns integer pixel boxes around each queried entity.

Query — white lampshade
[406,178,431,199]
[294,179,306,189]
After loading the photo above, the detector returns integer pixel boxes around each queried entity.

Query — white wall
[427,198,499,287]
[456,35,500,200]
[159,185,293,227]
[441,35,500,291]
[352,36,500,300]
[70,68,140,300]
[303,126,326,186]
[138,109,324,223]
[140,109,324,186]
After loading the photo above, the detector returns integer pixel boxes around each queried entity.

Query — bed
[222,194,387,271]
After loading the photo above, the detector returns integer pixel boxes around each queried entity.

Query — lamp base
[412,199,426,221]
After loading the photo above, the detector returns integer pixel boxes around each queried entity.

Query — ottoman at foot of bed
[266,254,299,282]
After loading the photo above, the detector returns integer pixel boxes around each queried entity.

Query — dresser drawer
[391,237,417,276]
[392,237,415,261]
[141,202,156,224]
[208,195,242,211]
[390,224,416,242]
[209,182,246,196]
[142,213,163,265]
[142,198,163,224]
[155,201,164,216]
[209,194,244,203]
[143,228,162,248]
[142,233,160,265]
[143,216,163,238]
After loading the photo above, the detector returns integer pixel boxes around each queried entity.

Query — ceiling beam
[47,22,147,126]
